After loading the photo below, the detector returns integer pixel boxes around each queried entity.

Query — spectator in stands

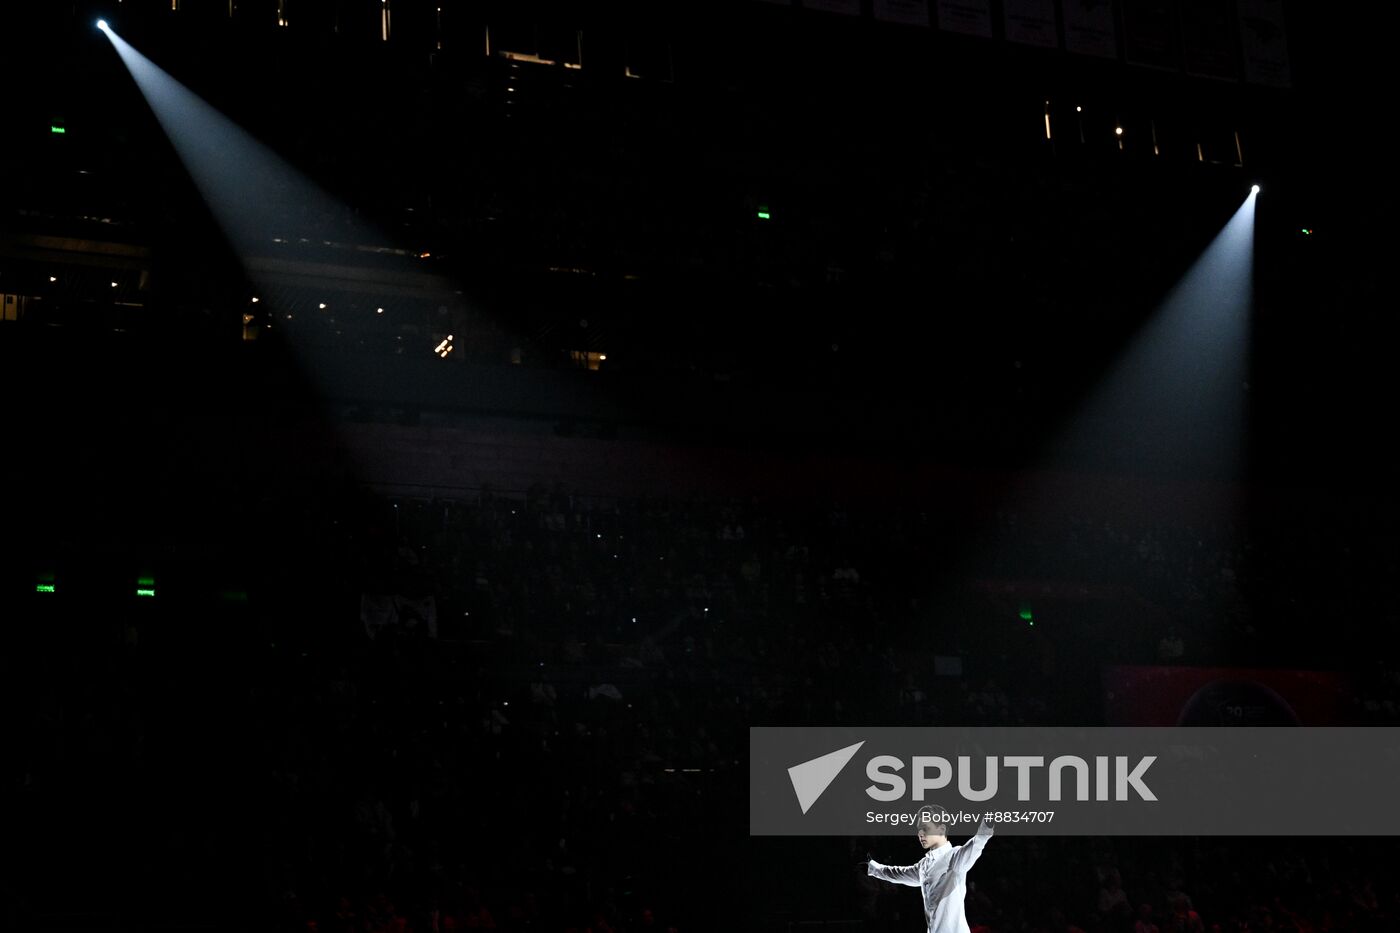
[1163,893,1205,933]
[1048,906,1089,933]
[1099,869,1132,925]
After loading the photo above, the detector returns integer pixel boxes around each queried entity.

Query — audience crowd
[11,480,1399,932]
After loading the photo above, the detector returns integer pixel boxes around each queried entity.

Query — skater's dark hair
[915,809,950,836]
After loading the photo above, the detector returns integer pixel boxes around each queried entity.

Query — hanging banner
[1181,0,1238,80]
[1003,0,1058,47]
[936,0,993,38]
[874,0,932,26]
[1238,0,1290,87]
[1123,0,1182,70]
[1102,666,1353,727]
[803,0,862,14]
[1063,0,1118,59]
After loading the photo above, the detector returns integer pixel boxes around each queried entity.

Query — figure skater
[864,813,994,933]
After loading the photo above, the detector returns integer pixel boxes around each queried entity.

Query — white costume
[867,821,993,933]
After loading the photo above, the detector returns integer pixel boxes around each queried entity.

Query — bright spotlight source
[1250,184,1260,194]
[97,20,109,31]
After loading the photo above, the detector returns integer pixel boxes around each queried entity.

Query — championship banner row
[752,0,1290,87]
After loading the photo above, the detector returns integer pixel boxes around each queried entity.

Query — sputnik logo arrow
[788,741,865,814]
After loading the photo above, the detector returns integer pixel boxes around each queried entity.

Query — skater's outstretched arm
[947,819,994,875]
[866,857,922,887]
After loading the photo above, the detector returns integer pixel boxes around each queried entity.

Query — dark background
[3,2,1396,932]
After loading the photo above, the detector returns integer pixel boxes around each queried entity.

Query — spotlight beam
[92,22,612,487]
[96,25,382,258]
[1050,191,1258,476]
